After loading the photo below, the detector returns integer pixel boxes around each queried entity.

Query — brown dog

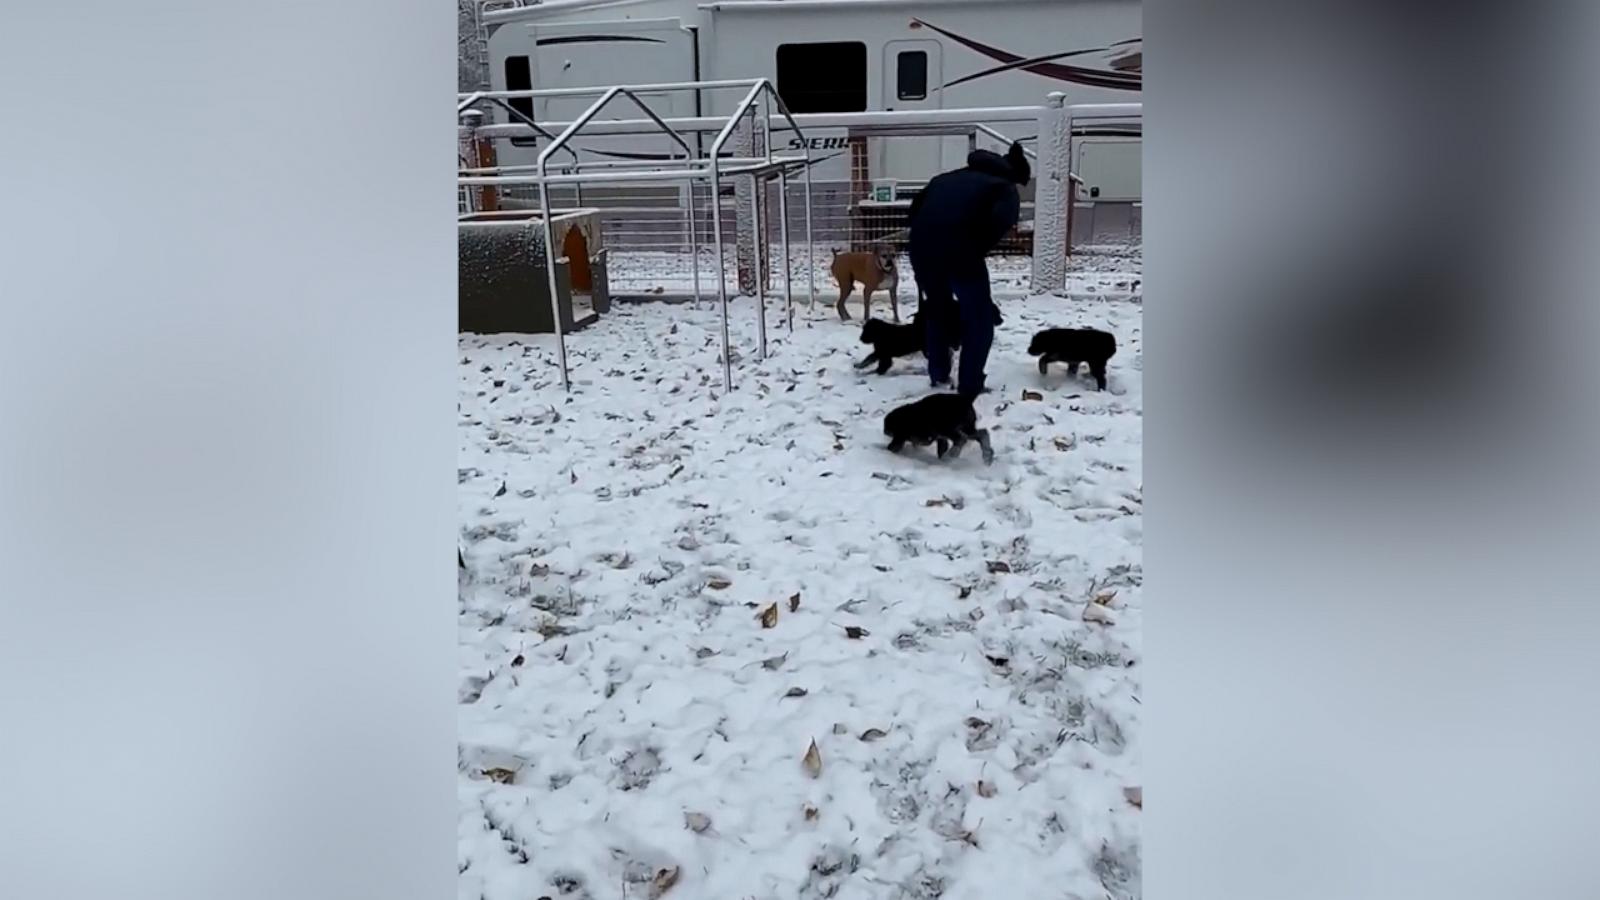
[828,244,900,322]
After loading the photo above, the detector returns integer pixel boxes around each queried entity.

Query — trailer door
[879,39,944,182]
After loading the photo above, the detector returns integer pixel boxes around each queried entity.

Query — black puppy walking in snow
[883,393,995,464]
[1028,327,1117,391]
[854,313,929,375]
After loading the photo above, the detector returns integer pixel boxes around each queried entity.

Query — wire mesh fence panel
[754,133,1040,306]
[457,129,1142,300]
[761,133,1036,247]
[1068,198,1141,248]
[492,180,739,297]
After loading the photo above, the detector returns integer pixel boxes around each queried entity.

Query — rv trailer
[476,0,1141,196]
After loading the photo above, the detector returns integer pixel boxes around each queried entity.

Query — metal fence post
[733,111,768,297]
[1029,92,1070,296]
[458,109,484,214]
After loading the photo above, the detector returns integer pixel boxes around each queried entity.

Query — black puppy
[855,314,926,375]
[883,393,995,465]
[1028,327,1116,390]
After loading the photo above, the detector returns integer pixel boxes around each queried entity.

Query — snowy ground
[458,252,1142,900]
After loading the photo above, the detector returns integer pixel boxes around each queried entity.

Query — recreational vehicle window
[896,50,928,101]
[775,42,867,114]
[504,56,533,120]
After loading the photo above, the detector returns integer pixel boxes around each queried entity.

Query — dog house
[458,208,610,334]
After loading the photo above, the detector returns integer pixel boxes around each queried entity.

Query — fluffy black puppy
[855,314,927,375]
[1028,327,1116,390]
[883,393,995,464]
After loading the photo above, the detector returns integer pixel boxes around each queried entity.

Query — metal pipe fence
[458,86,1142,390]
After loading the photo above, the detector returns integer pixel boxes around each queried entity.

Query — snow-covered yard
[458,255,1142,900]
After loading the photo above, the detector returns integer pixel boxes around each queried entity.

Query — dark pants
[913,254,995,397]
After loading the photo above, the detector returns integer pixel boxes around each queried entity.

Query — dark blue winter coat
[907,145,1031,270]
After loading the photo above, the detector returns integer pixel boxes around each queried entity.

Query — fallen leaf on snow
[803,803,819,821]
[1022,390,1044,401]
[649,865,680,898]
[481,768,516,784]
[859,728,888,742]
[1092,590,1118,607]
[761,653,788,671]
[986,655,1010,669]
[802,740,822,779]
[758,603,779,628]
[1124,786,1143,808]
[844,626,869,639]
[977,780,998,798]
[986,560,1012,574]
[684,812,712,833]
[788,592,801,612]
[694,647,717,659]
[784,687,808,698]
[707,577,733,591]
[510,654,524,667]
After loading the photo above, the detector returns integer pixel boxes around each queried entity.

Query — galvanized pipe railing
[475,105,1056,141]
[706,83,766,388]
[458,78,818,393]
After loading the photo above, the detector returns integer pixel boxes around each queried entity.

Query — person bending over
[907,142,1031,397]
